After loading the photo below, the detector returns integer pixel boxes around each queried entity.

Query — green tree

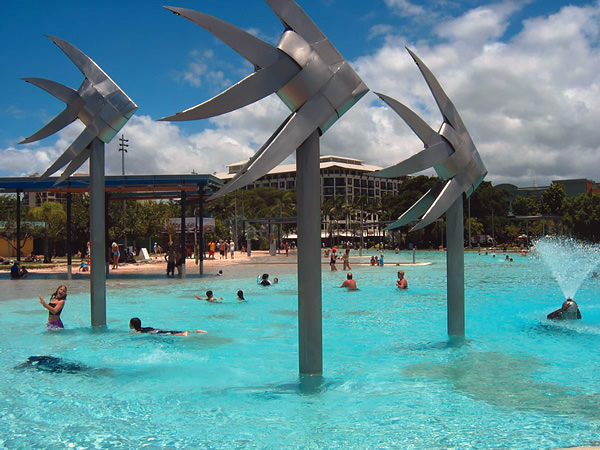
[563,191,600,242]
[28,201,66,263]
[0,194,17,220]
[511,196,539,216]
[540,183,566,216]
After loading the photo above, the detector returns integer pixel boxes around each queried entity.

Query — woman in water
[237,290,247,302]
[39,285,67,329]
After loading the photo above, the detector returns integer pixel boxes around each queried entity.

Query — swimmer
[396,271,408,289]
[194,290,223,302]
[340,272,357,290]
[547,298,582,321]
[237,290,246,301]
[273,277,279,284]
[39,285,67,329]
[259,273,272,286]
[129,317,207,336]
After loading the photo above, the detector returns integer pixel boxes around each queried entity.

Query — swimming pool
[2,250,599,448]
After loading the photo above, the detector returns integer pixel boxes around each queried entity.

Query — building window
[335,178,345,186]
[324,178,334,187]
[286,180,295,189]
[279,182,285,189]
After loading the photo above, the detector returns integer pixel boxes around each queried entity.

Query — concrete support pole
[89,139,106,327]
[446,195,465,338]
[296,130,322,375]
[180,190,186,278]
[198,184,204,275]
[66,190,72,280]
[16,190,21,262]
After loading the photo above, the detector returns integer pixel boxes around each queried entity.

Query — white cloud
[3,2,600,190]
[351,1,600,186]
[384,0,425,17]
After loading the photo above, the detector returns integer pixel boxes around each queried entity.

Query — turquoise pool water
[1,251,599,448]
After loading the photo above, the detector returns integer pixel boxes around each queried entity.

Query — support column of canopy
[198,184,204,275]
[296,130,323,376]
[180,190,186,278]
[16,189,21,262]
[446,195,465,340]
[89,139,106,327]
[66,189,72,280]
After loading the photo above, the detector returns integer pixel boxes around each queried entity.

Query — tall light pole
[118,135,129,246]
[118,135,128,176]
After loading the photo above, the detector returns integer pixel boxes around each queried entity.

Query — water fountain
[534,236,600,300]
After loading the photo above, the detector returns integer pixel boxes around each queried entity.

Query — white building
[216,155,404,243]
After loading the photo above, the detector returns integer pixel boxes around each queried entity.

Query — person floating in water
[259,273,272,286]
[194,290,223,302]
[237,290,247,302]
[129,317,207,336]
[547,298,582,320]
[39,285,67,329]
[396,270,408,289]
[340,272,357,290]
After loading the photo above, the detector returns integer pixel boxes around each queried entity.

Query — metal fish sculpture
[160,0,369,199]
[21,35,138,184]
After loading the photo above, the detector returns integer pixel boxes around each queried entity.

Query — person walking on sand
[396,271,408,289]
[111,242,120,269]
[40,285,67,329]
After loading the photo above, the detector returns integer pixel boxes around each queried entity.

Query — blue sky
[1,0,599,186]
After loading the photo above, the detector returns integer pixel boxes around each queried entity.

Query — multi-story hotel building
[216,155,404,202]
[216,155,405,242]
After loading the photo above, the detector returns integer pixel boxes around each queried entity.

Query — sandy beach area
[3,249,427,281]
